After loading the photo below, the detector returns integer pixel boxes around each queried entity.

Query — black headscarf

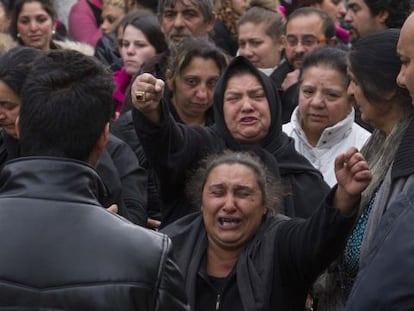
[212,56,321,174]
[210,57,330,217]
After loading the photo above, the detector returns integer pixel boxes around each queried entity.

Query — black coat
[0,130,147,225]
[270,60,299,124]
[111,111,163,221]
[212,19,238,57]
[102,134,148,225]
[345,118,414,310]
[0,157,189,310]
[94,33,122,72]
[162,191,356,311]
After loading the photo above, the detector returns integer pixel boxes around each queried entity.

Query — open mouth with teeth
[218,217,242,228]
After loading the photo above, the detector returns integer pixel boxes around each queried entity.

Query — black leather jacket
[0,130,148,226]
[0,157,189,310]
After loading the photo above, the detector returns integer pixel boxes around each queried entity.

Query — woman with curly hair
[213,0,248,56]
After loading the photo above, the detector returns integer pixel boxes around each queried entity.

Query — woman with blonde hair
[237,0,285,76]
[94,0,127,70]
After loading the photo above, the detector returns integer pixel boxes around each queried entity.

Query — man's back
[0,157,188,310]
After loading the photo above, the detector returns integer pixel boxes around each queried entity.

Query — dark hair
[301,47,349,87]
[281,0,323,16]
[238,0,285,42]
[19,50,114,161]
[286,7,336,39]
[168,37,228,89]
[10,0,57,42]
[0,46,41,96]
[113,9,140,46]
[121,9,167,53]
[0,0,13,17]
[363,0,411,28]
[157,0,214,22]
[134,0,158,13]
[186,150,282,214]
[348,28,411,105]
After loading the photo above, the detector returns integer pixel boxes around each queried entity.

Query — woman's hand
[334,147,372,214]
[131,73,165,124]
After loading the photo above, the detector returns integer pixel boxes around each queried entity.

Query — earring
[52,29,56,35]
[17,33,20,38]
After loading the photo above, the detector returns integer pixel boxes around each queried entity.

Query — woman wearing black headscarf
[131,56,330,227]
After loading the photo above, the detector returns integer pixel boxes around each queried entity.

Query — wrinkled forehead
[205,163,260,186]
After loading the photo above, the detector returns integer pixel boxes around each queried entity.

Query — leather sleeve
[154,236,190,311]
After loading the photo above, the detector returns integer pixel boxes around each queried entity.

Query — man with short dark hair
[0,49,189,310]
[271,7,336,123]
[141,0,215,80]
[345,0,411,43]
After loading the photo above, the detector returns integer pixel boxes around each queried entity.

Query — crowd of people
[0,0,413,309]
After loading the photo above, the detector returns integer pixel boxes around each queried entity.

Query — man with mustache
[344,0,410,44]
[271,7,336,124]
[140,0,216,81]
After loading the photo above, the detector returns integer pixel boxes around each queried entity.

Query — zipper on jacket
[215,294,221,310]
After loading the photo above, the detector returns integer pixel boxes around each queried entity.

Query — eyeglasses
[285,35,326,47]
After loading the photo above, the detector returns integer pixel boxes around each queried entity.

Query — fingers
[154,79,164,93]
[334,146,358,171]
[282,69,301,90]
[138,72,158,85]
[106,204,119,214]
[130,73,165,112]
[335,147,372,181]
[133,74,164,98]
[147,218,161,230]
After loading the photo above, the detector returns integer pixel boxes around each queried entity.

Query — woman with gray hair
[161,148,371,310]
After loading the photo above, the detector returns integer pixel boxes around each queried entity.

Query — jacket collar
[291,107,356,149]
[0,157,107,205]
[392,115,414,179]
